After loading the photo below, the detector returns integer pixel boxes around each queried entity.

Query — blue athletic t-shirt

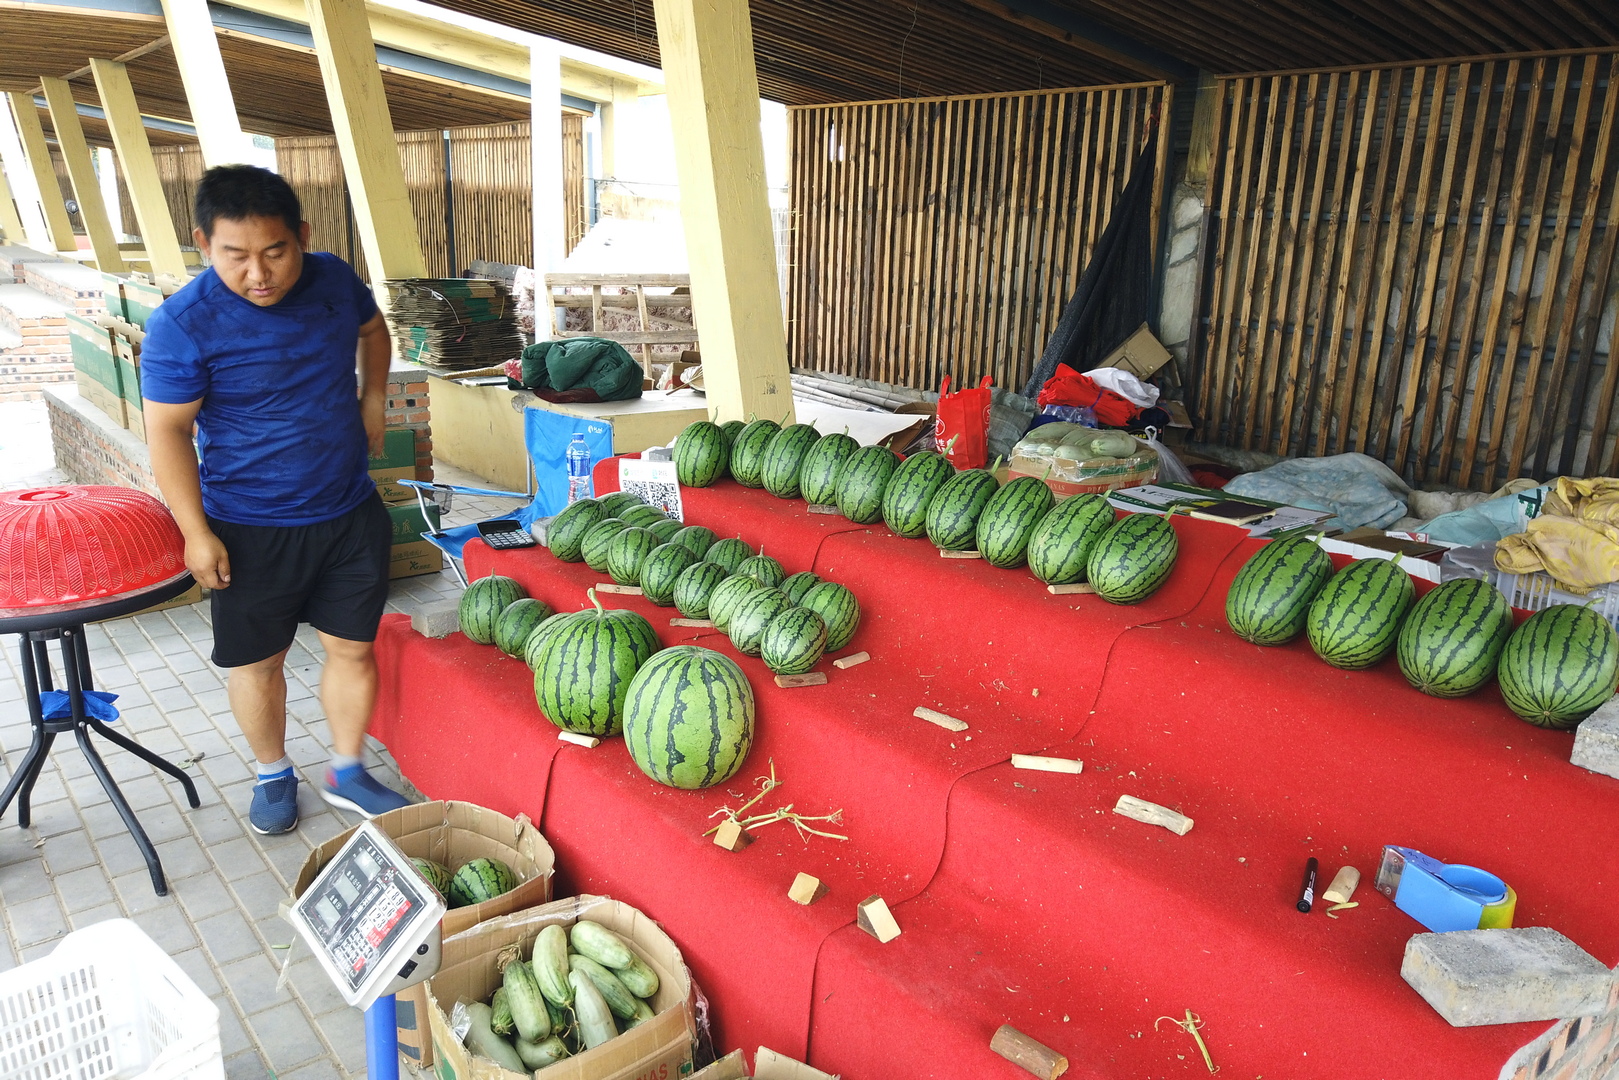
[141,252,380,527]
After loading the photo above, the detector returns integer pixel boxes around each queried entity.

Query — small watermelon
[620,504,668,530]
[800,581,861,651]
[761,607,827,675]
[598,491,643,517]
[1497,605,1619,728]
[606,527,659,586]
[800,433,860,506]
[835,445,899,524]
[1087,514,1178,605]
[730,419,781,488]
[647,517,683,545]
[673,561,729,619]
[581,519,630,572]
[1306,557,1415,669]
[1226,534,1334,645]
[781,571,822,605]
[411,857,452,898]
[1396,578,1513,698]
[623,647,755,789]
[976,476,1056,568]
[672,525,717,559]
[882,451,955,538]
[545,499,604,562]
[533,589,660,735]
[449,857,518,908]
[495,597,554,658]
[523,611,574,670]
[761,423,822,499]
[459,575,527,645]
[727,588,792,657]
[719,420,747,451]
[675,421,730,487]
[735,553,786,589]
[640,543,699,606]
[926,467,1000,551]
[707,575,763,632]
[706,537,753,575]
[1027,494,1115,585]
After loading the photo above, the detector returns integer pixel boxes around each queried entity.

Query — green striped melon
[761,607,827,675]
[581,519,630,572]
[1225,535,1334,645]
[675,421,729,487]
[781,571,822,605]
[799,433,859,506]
[800,581,861,651]
[1396,578,1513,698]
[976,476,1056,569]
[411,857,452,898]
[1087,514,1178,605]
[727,588,791,657]
[729,419,780,488]
[707,575,763,633]
[882,451,954,538]
[1497,605,1619,728]
[523,612,574,670]
[673,561,729,620]
[1027,495,1115,585]
[449,857,518,908]
[639,543,699,606]
[719,420,746,451]
[619,504,668,530]
[545,499,604,562]
[761,424,822,499]
[835,445,899,524]
[1306,557,1415,669]
[597,491,642,517]
[623,646,755,789]
[495,598,555,658]
[534,589,660,735]
[647,518,683,545]
[926,468,1000,551]
[606,527,659,586]
[735,553,786,589]
[672,525,717,559]
[705,537,752,575]
[459,575,527,645]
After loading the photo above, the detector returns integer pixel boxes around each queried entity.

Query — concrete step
[0,283,70,336]
[24,260,107,314]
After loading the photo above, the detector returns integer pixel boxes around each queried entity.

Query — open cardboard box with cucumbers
[690,1049,837,1080]
[427,895,697,1080]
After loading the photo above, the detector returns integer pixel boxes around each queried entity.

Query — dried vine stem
[702,759,848,843]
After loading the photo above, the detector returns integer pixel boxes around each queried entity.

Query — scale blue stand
[367,997,400,1080]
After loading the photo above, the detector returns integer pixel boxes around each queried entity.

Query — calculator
[477,519,537,549]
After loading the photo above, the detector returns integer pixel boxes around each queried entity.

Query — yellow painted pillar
[305,0,427,280]
[651,0,792,424]
[601,79,638,178]
[7,93,78,256]
[0,162,25,242]
[161,0,255,166]
[40,79,127,271]
[0,103,52,250]
[530,42,566,274]
[90,59,190,278]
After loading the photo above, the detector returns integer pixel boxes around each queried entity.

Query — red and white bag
[934,375,993,470]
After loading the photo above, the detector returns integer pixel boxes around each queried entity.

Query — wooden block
[832,651,870,669]
[788,872,827,906]
[1323,865,1361,905]
[1112,795,1194,835]
[856,894,901,943]
[557,732,600,748]
[1010,754,1083,775]
[670,617,714,627]
[713,819,754,851]
[990,1024,1068,1079]
[807,504,840,515]
[596,583,643,595]
[914,706,968,732]
[939,548,983,559]
[1046,583,1096,595]
[775,672,828,688]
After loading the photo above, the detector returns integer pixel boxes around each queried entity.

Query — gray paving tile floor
[0,401,526,1077]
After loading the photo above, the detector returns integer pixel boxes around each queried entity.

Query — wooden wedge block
[939,548,983,559]
[856,894,901,943]
[670,618,714,628]
[788,872,827,906]
[1010,754,1083,774]
[596,583,642,595]
[557,732,601,748]
[775,672,828,688]
[1113,794,1193,835]
[914,706,968,732]
[832,651,870,669]
[1046,583,1096,595]
[713,820,754,851]
[1323,865,1361,905]
[807,504,840,515]
[991,1024,1068,1079]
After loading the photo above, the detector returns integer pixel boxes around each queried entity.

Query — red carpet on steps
[369,470,1619,1078]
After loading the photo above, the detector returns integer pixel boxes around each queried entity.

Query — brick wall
[384,366,433,482]
[1500,977,1619,1080]
[45,385,158,495]
[23,268,105,316]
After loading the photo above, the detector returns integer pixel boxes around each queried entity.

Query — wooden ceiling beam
[952,0,1194,81]
[57,34,172,82]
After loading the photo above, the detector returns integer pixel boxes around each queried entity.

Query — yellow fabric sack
[1541,476,1619,526]
[1495,515,1619,594]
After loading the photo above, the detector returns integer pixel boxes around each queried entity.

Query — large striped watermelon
[619,504,668,530]
[495,598,554,658]
[781,571,822,605]
[523,611,573,670]
[673,525,717,559]
[707,575,763,632]
[640,543,699,606]
[799,581,861,651]
[675,421,729,487]
[581,519,630,572]
[926,468,1000,551]
[1225,534,1334,645]
[1087,514,1178,605]
[673,561,728,619]
[545,498,604,562]
[835,446,899,524]
[976,476,1055,568]
[761,607,828,675]
[882,451,954,538]
[705,537,752,575]
[459,575,527,645]
[735,553,786,589]
[727,588,792,657]
[606,527,659,586]
[729,420,780,488]
[448,857,518,907]
[648,518,683,545]
[411,858,453,898]
[799,433,860,506]
[1027,495,1114,585]
[1497,605,1619,728]
[761,424,821,499]
[1305,557,1415,669]
[534,589,660,735]
[1396,578,1513,698]
[598,491,642,517]
[623,647,755,789]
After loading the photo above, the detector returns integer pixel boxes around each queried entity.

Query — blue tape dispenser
[1374,845,1517,933]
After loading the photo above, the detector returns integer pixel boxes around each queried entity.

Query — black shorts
[207,493,393,668]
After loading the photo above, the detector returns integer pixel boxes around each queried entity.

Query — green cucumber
[531,924,573,1007]
[464,1001,526,1072]
[502,959,551,1042]
[489,986,513,1036]
[568,969,619,1050]
[569,921,636,969]
[515,1035,571,1067]
[625,998,656,1029]
[570,954,639,1020]
[613,953,660,998]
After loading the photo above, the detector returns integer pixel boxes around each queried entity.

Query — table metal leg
[0,729,50,823]
[89,720,201,808]
[74,724,167,896]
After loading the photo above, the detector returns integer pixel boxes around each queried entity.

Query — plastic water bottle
[566,434,592,503]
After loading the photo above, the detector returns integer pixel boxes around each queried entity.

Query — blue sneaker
[321,764,410,819]
[249,770,300,835]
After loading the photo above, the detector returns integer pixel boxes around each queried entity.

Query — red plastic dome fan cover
[0,486,187,613]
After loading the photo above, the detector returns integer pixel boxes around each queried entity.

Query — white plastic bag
[1139,427,1194,485]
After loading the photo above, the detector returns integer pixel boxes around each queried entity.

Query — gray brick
[222,952,292,1015]
[53,865,114,912]
[179,669,223,694]
[262,838,316,885]
[111,870,173,915]
[248,1000,327,1071]
[233,871,290,922]
[113,774,173,813]
[40,829,95,874]
[67,767,114,807]
[21,771,65,805]
[217,1002,254,1057]
[176,871,236,920]
[223,1050,269,1080]
[194,687,233,716]
[169,946,225,996]
[98,834,161,878]
[1402,927,1615,1026]
[190,800,246,845]
[411,603,460,639]
[7,894,66,945]
[68,902,124,929]
[118,704,167,733]
[210,836,271,881]
[279,1057,342,1080]
[325,1004,368,1073]
[130,903,198,952]
[196,908,263,964]
[29,797,92,837]
[286,956,349,1018]
[164,650,210,675]
[92,664,138,689]
[1571,700,1619,779]
[121,650,165,673]
[0,857,54,903]
[152,686,200,714]
[153,835,211,880]
[165,706,215,734]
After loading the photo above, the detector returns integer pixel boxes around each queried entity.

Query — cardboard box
[100,272,129,322]
[387,501,445,580]
[111,323,146,442]
[428,895,696,1080]
[369,428,419,503]
[1094,323,1172,381]
[121,277,164,329]
[754,1049,837,1080]
[295,800,556,1068]
[690,1051,748,1080]
[66,312,125,426]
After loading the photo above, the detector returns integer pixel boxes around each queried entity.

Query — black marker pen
[1297,857,1319,913]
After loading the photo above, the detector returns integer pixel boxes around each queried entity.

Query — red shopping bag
[934,375,993,469]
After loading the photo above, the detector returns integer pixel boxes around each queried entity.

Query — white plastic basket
[1490,568,1619,631]
[0,919,223,1080]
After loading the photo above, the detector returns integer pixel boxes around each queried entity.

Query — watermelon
[459,574,527,645]
[1087,514,1178,605]
[597,491,642,517]
[647,518,683,545]
[675,421,729,487]
[581,519,630,572]
[781,571,822,605]
[926,468,1000,551]
[1497,605,1619,728]
[449,857,518,908]
[799,433,860,506]
[799,581,861,651]
[534,589,660,735]
[976,476,1056,568]
[882,451,955,538]
[411,857,452,898]
[1225,534,1334,645]
[672,525,717,559]
[1396,578,1513,698]
[735,553,786,589]
[545,499,604,562]
[673,561,729,620]
[495,598,554,658]
[523,612,574,670]
[761,424,822,499]
[620,504,668,530]
[727,588,792,657]
[640,543,699,606]
[622,646,755,789]
[606,527,659,586]
[761,607,827,675]
[835,445,899,524]
[1306,557,1415,669]
[730,420,780,488]
[707,575,763,632]
[1027,495,1114,585]
[719,420,746,451]
[705,537,752,575]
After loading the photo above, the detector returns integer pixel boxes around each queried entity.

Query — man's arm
[356,310,391,456]
[144,398,231,590]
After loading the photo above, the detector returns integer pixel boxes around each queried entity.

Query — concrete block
[411,603,460,639]
[1571,697,1619,780]
[1402,927,1613,1027]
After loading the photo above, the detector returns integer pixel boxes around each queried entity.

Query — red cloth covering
[370,470,1618,1078]
[1035,363,1139,427]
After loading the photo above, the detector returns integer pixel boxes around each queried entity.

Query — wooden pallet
[545,273,700,381]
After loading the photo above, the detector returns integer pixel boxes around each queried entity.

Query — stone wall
[1499,979,1619,1080]
[45,385,158,494]
[384,365,434,483]
[1157,180,1206,368]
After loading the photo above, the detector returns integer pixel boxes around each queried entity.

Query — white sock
[256,755,293,780]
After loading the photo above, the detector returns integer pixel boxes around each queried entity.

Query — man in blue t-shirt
[143,165,410,835]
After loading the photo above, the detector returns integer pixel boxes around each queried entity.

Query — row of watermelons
[674,418,1181,605]
[1224,535,1619,727]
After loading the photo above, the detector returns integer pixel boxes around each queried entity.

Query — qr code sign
[618,459,684,521]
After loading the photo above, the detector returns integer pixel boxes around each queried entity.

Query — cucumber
[568,969,619,1050]
[464,1001,526,1072]
[625,997,656,1029]
[569,954,639,1020]
[502,959,551,1042]
[569,921,635,969]
[489,986,513,1036]
[515,1034,571,1068]
[531,924,573,1007]
[613,954,659,999]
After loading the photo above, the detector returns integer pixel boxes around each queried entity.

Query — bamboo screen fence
[788,83,1172,394]
[1194,49,1619,489]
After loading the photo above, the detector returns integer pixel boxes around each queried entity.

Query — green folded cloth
[514,338,643,402]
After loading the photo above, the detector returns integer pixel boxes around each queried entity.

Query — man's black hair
[194,164,303,239]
